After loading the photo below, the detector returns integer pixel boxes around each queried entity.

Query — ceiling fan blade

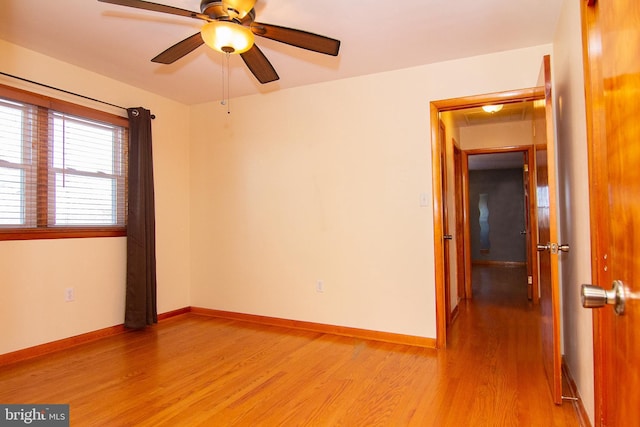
[250,22,340,56]
[240,45,279,84]
[151,33,204,64]
[98,0,210,21]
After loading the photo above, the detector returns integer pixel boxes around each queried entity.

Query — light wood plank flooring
[0,266,580,426]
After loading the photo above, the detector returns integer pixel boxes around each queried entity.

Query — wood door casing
[522,150,534,301]
[462,146,535,300]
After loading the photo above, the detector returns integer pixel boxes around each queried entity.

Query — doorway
[432,56,563,404]
[468,153,526,265]
[465,149,535,301]
[430,88,544,349]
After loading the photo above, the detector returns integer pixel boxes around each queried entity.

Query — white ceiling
[449,102,534,128]
[0,0,562,105]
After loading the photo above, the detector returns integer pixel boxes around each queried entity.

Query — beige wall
[459,121,534,150]
[0,40,192,354]
[553,0,594,422]
[189,45,551,338]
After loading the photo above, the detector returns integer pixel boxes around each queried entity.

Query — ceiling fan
[98,0,341,84]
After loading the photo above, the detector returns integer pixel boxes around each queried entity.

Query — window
[0,84,128,240]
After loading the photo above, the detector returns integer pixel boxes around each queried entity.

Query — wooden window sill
[0,227,127,241]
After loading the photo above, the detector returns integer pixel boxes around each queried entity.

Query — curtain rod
[0,71,155,119]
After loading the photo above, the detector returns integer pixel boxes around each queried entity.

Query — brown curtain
[125,107,157,329]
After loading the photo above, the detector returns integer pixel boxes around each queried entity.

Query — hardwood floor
[0,266,580,426]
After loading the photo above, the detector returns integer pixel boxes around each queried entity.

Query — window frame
[0,84,128,241]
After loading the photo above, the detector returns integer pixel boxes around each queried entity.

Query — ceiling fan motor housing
[200,0,255,23]
[200,1,227,18]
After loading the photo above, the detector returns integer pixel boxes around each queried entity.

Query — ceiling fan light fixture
[201,21,254,54]
[482,104,504,114]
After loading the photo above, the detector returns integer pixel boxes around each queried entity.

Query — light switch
[420,192,429,207]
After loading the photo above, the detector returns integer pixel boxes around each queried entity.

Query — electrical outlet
[316,280,324,293]
[64,287,75,302]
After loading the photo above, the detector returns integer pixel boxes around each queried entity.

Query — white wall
[189,45,551,339]
[553,0,595,422]
[0,40,192,354]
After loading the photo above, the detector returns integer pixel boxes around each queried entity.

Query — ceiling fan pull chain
[226,52,231,114]
[220,52,231,114]
[220,54,227,109]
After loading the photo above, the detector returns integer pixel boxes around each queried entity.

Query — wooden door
[581,0,640,424]
[453,144,466,300]
[440,120,452,326]
[534,55,562,404]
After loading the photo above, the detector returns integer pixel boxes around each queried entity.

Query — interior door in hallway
[582,0,640,424]
[534,54,563,405]
[440,120,453,326]
[453,144,465,300]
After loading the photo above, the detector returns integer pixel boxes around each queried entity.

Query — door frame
[462,146,537,301]
[430,87,544,348]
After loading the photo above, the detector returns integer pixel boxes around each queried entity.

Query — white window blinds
[50,112,126,226]
[0,98,37,227]
[0,89,128,230]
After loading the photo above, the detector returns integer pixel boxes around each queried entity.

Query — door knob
[581,280,626,315]
[443,234,453,240]
[537,243,569,253]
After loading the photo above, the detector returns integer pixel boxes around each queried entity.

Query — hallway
[441,264,579,425]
